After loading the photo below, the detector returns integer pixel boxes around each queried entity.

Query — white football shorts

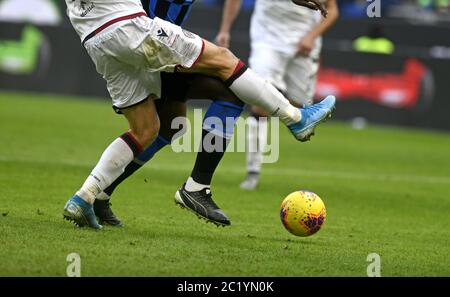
[84,16,204,111]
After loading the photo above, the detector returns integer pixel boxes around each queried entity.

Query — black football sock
[190,129,229,186]
[189,100,244,186]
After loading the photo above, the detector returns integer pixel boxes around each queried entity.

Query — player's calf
[122,99,161,148]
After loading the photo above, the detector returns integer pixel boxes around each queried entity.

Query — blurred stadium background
[1,0,450,130]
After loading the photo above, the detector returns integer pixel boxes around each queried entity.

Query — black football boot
[93,199,123,227]
[174,184,230,227]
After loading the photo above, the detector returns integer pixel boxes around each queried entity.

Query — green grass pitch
[1,91,449,276]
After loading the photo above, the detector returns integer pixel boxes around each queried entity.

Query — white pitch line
[1,154,450,185]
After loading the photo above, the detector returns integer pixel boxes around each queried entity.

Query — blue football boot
[288,95,336,141]
[63,195,103,230]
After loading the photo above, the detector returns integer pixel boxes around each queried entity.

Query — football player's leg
[105,74,244,196]
[64,98,160,229]
[241,47,289,190]
[179,39,335,139]
[95,74,244,227]
[145,17,334,139]
[180,40,298,126]
[241,108,266,190]
[98,73,191,202]
[94,99,183,226]
[99,100,185,201]
[94,73,191,226]
[103,101,185,197]
[174,75,244,226]
[184,75,244,191]
[284,53,320,141]
[64,41,162,229]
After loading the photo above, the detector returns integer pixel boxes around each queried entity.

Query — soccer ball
[280,190,326,237]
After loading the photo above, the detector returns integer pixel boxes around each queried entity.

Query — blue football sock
[136,135,171,163]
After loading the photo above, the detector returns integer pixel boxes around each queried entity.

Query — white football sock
[246,117,268,174]
[229,68,301,126]
[76,137,135,204]
[185,176,210,192]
